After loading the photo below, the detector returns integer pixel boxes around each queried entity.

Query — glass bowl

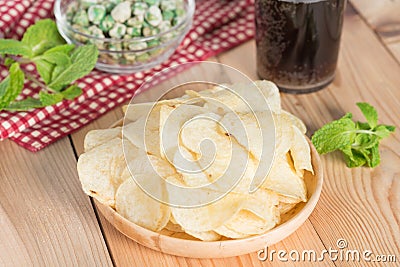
[54,0,195,74]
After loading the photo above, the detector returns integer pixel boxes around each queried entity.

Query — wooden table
[1,2,399,266]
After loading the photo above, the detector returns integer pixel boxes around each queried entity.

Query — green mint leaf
[311,113,356,154]
[374,125,393,139]
[44,44,75,55]
[51,64,70,84]
[39,91,64,106]
[0,63,25,110]
[356,102,378,128]
[382,125,395,132]
[39,52,71,66]
[61,85,82,100]
[313,103,395,168]
[5,97,43,111]
[4,57,16,67]
[369,144,380,168]
[353,133,380,150]
[33,52,72,85]
[21,19,65,57]
[0,76,10,108]
[48,44,98,91]
[341,147,367,168]
[0,39,32,58]
[34,59,55,85]
[356,121,370,130]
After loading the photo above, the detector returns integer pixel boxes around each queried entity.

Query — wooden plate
[94,133,323,258]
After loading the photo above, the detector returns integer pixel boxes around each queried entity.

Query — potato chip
[84,127,122,152]
[281,110,307,134]
[123,117,160,157]
[123,102,155,123]
[173,146,210,187]
[277,202,298,215]
[171,193,245,232]
[185,230,221,241]
[222,209,278,236]
[159,104,207,160]
[243,189,279,220]
[199,81,281,115]
[219,111,275,163]
[116,178,170,232]
[214,224,250,239]
[262,155,307,202]
[274,113,294,156]
[277,193,301,204]
[77,138,129,207]
[180,113,234,183]
[164,221,184,233]
[290,126,314,176]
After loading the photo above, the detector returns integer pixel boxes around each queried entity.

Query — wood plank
[350,0,400,62]
[0,138,112,266]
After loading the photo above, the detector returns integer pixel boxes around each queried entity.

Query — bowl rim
[96,119,324,249]
[54,0,196,43]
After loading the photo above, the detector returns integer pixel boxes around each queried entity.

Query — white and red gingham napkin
[0,0,255,152]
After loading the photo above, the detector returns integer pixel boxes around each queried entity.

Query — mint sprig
[311,103,395,168]
[0,19,98,111]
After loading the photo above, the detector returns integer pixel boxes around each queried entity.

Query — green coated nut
[142,25,160,37]
[72,10,89,27]
[72,25,90,43]
[111,1,132,23]
[162,10,175,21]
[147,39,160,48]
[175,8,185,18]
[124,52,136,62]
[145,0,160,5]
[132,2,148,16]
[109,23,127,39]
[100,15,115,32]
[126,16,144,27]
[88,25,104,37]
[128,41,148,52]
[145,5,163,27]
[88,5,106,25]
[158,20,171,32]
[108,43,123,59]
[81,0,100,9]
[161,0,176,11]
[136,52,150,62]
[126,26,142,37]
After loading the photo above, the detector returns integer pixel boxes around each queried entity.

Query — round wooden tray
[94,133,323,258]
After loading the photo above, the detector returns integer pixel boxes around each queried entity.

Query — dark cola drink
[255,0,346,93]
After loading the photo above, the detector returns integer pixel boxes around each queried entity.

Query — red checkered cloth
[0,0,255,152]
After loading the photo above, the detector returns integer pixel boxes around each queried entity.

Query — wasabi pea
[109,23,127,39]
[100,15,115,32]
[126,26,142,37]
[87,5,106,25]
[126,16,144,27]
[145,5,163,27]
[111,1,132,23]
[132,2,148,16]
[72,10,89,27]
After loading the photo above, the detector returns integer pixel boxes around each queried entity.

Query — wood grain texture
[350,0,400,62]
[0,138,112,266]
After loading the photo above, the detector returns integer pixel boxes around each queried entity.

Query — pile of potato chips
[77,80,314,241]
